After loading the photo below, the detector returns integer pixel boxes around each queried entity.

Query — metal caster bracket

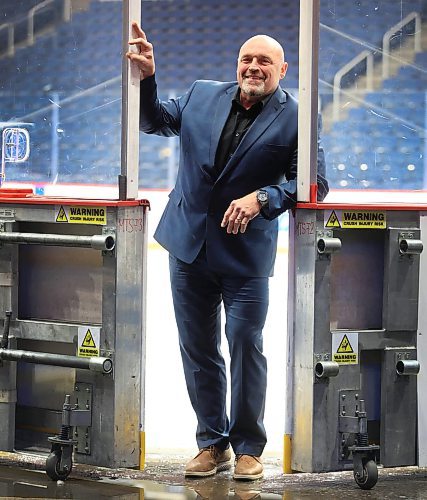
[339,389,380,490]
[46,391,92,481]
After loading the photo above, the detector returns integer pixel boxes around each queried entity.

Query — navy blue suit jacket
[140,76,328,277]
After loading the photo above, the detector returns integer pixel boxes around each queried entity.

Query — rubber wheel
[354,459,378,490]
[46,450,72,481]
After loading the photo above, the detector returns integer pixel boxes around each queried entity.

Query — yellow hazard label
[77,327,100,357]
[325,210,341,228]
[78,347,99,356]
[325,210,386,229]
[55,205,107,225]
[337,334,353,353]
[333,352,358,364]
[56,206,68,223]
[81,329,96,347]
[332,332,358,365]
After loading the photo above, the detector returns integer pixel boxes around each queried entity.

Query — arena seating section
[0,0,425,190]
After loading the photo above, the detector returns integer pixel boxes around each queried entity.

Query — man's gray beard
[241,79,266,97]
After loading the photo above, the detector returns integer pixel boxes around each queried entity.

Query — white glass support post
[297,0,320,202]
[284,0,321,473]
[121,0,141,200]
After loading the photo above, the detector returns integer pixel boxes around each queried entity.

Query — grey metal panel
[17,222,103,322]
[0,356,16,450]
[385,211,420,229]
[0,227,16,452]
[0,233,16,319]
[0,198,147,468]
[75,205,146,468]
[330,229,384,330]
[380,347,417,467]
[112,204,145,466]
[74,238,117,465]
[16,339,76,410]
[2,204,58,224]
[285,213,296,441]
[360,349,381,427]
[312,226,346,471]
[291,208,422,474]
[313,362,360,471]
[418,212,427,466]
[313,253,332,355]
[15,337,75,448]
[16,320,78,343]
[139,202,148,433]
[383,228,421,331]
[15,406,62,437]
[292,209,317,471]
[358,330,416,351]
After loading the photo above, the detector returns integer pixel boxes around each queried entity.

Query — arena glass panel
[0,0,123,196]
[318,0,427,204]
[136,0,300,191]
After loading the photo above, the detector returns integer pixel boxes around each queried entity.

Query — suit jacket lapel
[209,85,236,166]
[217,86,288,181]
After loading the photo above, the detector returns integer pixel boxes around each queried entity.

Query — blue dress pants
[169,247,269,456]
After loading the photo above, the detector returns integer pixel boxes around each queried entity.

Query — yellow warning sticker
[325,210,386,229]
[325,210,341,228]
[332,332,358,364]
[337,334,353,353]
[81,329,96,347]
[56,206,68,223]
[78,327,100,357]
[55,205,106,225]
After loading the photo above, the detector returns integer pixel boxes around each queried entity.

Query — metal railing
[28,0,58,46]
[382,11,422,79]
[333,50,374,121]
[331,11,422,122]
[0,23,14,57]
[0,0,71,56]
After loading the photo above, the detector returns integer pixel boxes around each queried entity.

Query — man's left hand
[221,192,261,234]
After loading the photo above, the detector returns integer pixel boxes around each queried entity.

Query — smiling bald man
[128,24,329,481]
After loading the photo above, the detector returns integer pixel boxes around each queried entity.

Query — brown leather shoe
[233,455,263,481]
[234,488,261,500]
[185,445,231,477]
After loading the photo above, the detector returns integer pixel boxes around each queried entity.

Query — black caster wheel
[354,459,378,490]
[46,450,72,481]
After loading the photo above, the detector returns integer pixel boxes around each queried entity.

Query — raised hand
[126,22,155,79]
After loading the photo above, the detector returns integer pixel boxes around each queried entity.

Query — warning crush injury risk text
[325,210,386,229]
[55,205,107,225]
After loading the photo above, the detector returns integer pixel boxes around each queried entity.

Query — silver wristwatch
[256,189,269,208]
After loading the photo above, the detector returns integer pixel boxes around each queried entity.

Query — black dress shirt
[213,90,270,177]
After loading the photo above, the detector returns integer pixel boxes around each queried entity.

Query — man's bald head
[236,34,288,107]
[239,35,285,63]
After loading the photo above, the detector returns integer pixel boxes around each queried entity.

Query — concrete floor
[0,451,426,499]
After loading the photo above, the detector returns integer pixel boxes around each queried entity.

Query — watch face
[258,191,268,203]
